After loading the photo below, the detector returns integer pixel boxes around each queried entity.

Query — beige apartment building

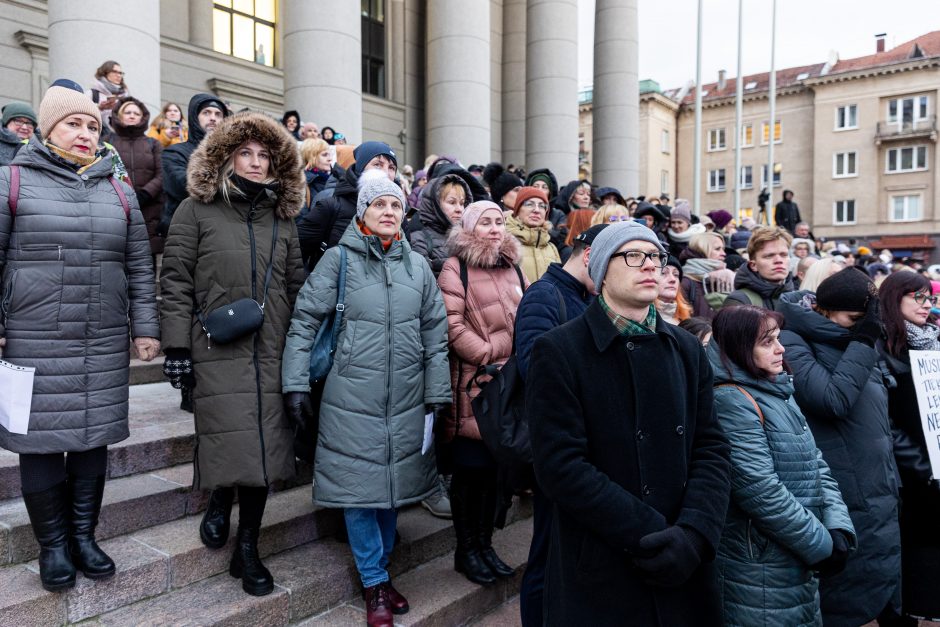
[581,31,940,256]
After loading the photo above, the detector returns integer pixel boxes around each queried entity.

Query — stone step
[0,382,194,500]
[468,594,521,626]
[129,356,166,386]
[90,502,477,626]
[298,517,532,626]
[0,484,333,626]
[0,459,313,566]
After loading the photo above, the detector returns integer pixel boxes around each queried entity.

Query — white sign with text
[908,350,940,479]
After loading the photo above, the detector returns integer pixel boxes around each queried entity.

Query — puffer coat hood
[708,341,855,627]
[438,229,526,440]
[186,112,305,221]
[185,93,230,147]
[110,96,151,139]
[506,215,560,283]
[281,220,452,508]
[777,290,901,626]
[0,138,158,453]
[407,174,471,276]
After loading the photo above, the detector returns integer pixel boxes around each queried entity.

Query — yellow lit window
[213,1,276,67]
[740,124,753,147]
[761,120,782,144]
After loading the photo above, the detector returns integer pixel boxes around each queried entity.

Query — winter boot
[200,487,235,549]
[229,526,274,596]
[478,481,513,577]
[450,476,496,585]
[67,475,115,579]
[23,481,77,591]
[364,582,395,627]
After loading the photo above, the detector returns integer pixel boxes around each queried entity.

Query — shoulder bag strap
[513,264,525,292]
[108,176,131,223]
[459,257,469,293]
[7,165,20,220]
[716,383,765,426]
[329,246,348,353]
[258,218,279,309]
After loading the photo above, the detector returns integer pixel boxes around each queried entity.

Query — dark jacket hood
[778,290,852,346]
[554,179,589,214]
[595,186,625,205]
[186,93,231,147]
[110,96,151,139]
[634,201,669,228]
[431,162,489,203]
[418,173,472,235]
[1,127,23,147]
[185,112,305,219]
[733,264,795,298]
[525,168,559,200]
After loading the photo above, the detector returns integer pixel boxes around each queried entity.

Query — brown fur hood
[445,226,523,269]
[186,111,305,219]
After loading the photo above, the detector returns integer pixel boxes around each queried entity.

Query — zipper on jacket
[745,518,755,560]
[383,257,395,507]
[247,210,270,486]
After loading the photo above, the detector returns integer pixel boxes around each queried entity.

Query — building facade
[0,0,638,182]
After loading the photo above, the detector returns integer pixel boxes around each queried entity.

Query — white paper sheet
[422,411,435,455]
[0,359,34,434]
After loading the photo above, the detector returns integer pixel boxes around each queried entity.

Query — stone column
[282,0,362,143]
[48,0,161,118]
[592,0,639,191]
[525,0,578,181]
[426,0,491,166]
[189,0,214,50]
[501,0,526,166]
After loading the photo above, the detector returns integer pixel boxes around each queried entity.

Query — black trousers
[519,482,551,627]
[19,446,108,495]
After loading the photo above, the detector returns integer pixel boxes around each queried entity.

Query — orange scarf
[358,220,400,251]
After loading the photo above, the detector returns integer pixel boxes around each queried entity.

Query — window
[661,170,669,194]
[707,169,726,192]
[361,0,386,97]
[886,146,928,173]
[834,200,856,225]
[761,163,782,188]
[661,130,670,154]
[890,194,922,222]
[835,104,858,130]
[761,120,782,144]
[739,165,753,189]
[740,123,753,147]
[212,0,276,67]
[745,81,757,90]
[707,128,726,151]
[833,152,858,178]
[888,95,929,126]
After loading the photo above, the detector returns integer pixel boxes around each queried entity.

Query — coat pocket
[99,262,130,328]
[3,261,64,331]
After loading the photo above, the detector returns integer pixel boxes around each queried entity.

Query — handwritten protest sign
[908,350,940,479]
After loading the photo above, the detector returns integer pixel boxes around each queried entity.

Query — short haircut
[300,138,329,169]
[712,305,788,380]
[437,181,467,203]
[747,226,792,259]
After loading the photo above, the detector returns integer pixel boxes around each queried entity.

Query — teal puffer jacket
[708,342,855,627]
[282,221,451,509]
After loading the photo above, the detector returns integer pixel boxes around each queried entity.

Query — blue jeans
[344,508,398,588]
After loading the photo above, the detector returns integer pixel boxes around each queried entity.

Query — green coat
[282,222,451,509]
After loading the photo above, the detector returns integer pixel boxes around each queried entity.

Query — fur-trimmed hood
[445,226,522,269]
[186,111,305,219]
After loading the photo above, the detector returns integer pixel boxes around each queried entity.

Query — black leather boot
[478,481,513,578]
[67,475,115,579]
[200,487,235,549]
[23,481,77,591]
[179,385,193,413]
[450,475,496,585]
[229,527,274,596]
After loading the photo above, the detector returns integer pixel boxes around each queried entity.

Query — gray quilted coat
[0,138,158,453]
[282,221,451,509]
[708,343,855,627]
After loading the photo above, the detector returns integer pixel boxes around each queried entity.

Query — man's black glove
[853,297,882,347]
[163,349,194,390]
[135,188,152,206]
[633,525,705,587]
[284,392,315,432]
[811,529,851,577]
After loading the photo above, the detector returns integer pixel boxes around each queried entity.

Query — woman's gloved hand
[853,297,883,347]
[284,392,315,431]
[163,349,194,389]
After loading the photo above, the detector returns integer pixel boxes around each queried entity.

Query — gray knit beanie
[588,221,666,289]
[356,168,407,221]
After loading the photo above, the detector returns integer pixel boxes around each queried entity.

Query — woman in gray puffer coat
[778,269,901,627]
[709,306,855,627]
[0,81,159,592]
[282,169,450,624]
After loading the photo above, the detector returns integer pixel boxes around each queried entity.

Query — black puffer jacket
[407,174,471,276]
[297,164,359,270]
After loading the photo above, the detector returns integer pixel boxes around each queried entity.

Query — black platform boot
[477,480,513,578]
[200,487,235,549]
[23,481,77,591]
[229,527,274,596]
[450,474,496,585]
[67,475,115,579]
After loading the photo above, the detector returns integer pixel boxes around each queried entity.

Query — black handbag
[196,219,278,346]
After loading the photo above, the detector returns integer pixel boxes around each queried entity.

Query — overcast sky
[577,0,936,90]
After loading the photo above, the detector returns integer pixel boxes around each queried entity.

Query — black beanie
[666,255,683,282]
[482,162,523,206]
[815,266,876,312]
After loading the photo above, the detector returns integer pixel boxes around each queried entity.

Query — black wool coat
[527,300,731,626]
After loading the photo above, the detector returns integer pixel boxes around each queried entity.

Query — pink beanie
[461,200,503,232]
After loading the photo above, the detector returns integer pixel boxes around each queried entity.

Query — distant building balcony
[875,116,938,144]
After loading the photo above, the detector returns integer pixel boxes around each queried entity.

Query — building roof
[667,30,940,106]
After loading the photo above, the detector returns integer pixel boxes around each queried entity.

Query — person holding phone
[147,102,189,148]
[88,60,129,129]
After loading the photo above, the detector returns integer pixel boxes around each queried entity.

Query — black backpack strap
[459,257,469,293]
[513,265,525,292]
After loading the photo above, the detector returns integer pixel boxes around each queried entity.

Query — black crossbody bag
[196,218,278,347]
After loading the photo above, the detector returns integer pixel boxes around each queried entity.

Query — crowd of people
[0,62,939,627]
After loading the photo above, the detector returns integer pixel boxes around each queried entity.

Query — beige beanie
[39,84,102,137]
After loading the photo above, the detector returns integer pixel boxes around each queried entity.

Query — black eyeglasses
[611,250,669,268]
[908,291,938,306]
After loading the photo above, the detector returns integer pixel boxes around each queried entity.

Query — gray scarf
[905,321,940,351]
[682,257,724,281]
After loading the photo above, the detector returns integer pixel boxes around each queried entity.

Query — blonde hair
[747,226,793,259]
[219,141,277,205]
[689,232,725,257]
[300,138,329,169]
[591,204,630,225]
[800,258,845,293]
[438,181,466,205]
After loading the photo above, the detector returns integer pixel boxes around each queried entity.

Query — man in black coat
[527,221,731,626]
[774,189,802,234]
